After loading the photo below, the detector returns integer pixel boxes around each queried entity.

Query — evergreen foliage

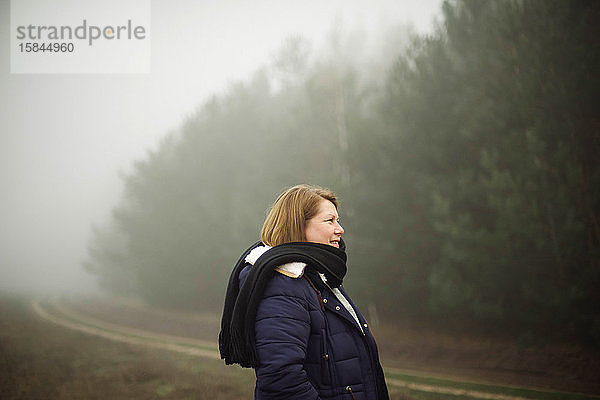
[84,0,600,345]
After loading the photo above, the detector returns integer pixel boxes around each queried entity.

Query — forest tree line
[85,0,600,346]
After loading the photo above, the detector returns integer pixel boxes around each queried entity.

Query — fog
[0,0,441,295]
[3,3,600,396]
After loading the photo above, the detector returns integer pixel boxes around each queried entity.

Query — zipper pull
[345,386,357,400]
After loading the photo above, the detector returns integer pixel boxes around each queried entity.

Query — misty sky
[0,0,441,294]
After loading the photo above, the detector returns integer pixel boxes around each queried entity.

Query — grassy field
[0,294,256,400]
[3,293,600,400]
[1,294,424,400]
[385,370,600,400]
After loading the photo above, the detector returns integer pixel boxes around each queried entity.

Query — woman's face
[304,199,344,248]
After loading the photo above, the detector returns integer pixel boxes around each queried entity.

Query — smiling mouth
[330,240,340,247]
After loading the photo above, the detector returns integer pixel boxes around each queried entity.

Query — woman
[219,184,389,400]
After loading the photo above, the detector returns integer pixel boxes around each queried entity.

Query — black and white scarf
[218,240,347,367]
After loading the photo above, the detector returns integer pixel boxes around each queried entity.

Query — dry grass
[371,320,600,395]
[12,293,599,399]
[1,294,418,400]
[64,295,600,395]
[0,294,254,400]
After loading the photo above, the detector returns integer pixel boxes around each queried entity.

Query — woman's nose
[335,222,344,235]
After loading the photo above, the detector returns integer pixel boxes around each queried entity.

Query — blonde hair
[261,184,338,246]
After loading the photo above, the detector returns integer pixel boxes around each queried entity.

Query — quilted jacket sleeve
[254,276,321,400]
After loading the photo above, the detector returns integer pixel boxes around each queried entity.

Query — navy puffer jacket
[239,251,389,400]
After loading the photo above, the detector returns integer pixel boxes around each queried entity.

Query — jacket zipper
[305,275,375,398]
[322,280,365,336]
[346,386,357,400]
[304,275,325,311]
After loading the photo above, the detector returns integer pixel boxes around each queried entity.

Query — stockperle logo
[11,0,151,74]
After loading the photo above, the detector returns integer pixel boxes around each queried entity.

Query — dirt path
[32,297,553,400]
[32,298,220,360]
[385,378,529,400]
